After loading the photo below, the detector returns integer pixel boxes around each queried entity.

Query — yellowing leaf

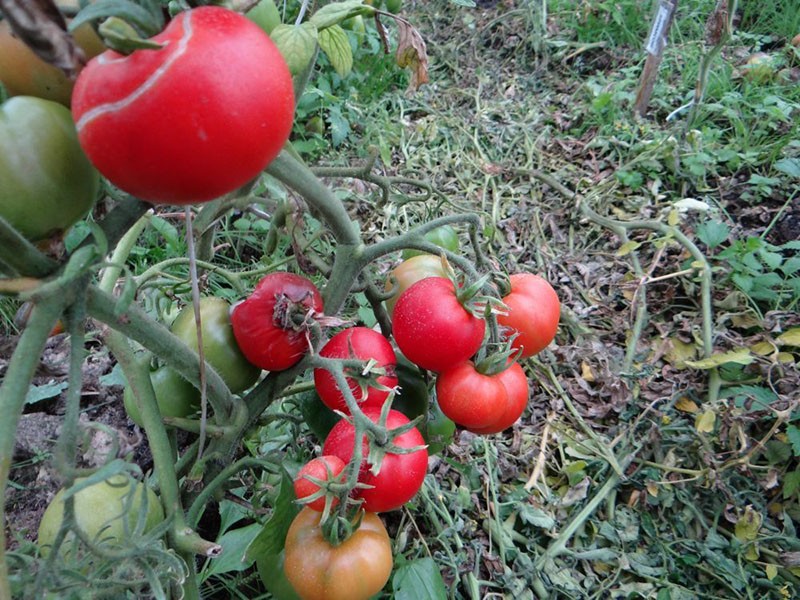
[666,338,698,368]
[318,25,353,77]
[695,409,716,433]
[395,19,429,92]
[616,240,641,257]
[776,328,800,347]
[751,341,776,356]
[734,505,762,542]
[744,544,760,561]
[271,23,319,75]
[685,348,754,369]
[580,361,595,382]
[646,481,659,496]
[765,564,778,580]
[675,397,699,414]
[667,208,681,226]
[778,352,796,364]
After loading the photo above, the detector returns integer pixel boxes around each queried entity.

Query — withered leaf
[0,0,84,77]
[394,18,429,92]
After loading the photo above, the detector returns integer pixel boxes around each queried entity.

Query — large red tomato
[322,407,428,513]
[71,6,294,204]
[283,507,392,600]
[231,273,323,372]
[392,277,485,373]
[314,327,398,414]
[497,273,560,357]
[436,361,529,434]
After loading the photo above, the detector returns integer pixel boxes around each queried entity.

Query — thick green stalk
[103,330,219,600]
[0,216,58,277]
[0,294,65,598]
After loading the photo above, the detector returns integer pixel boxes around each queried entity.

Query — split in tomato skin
[231,272,324,372]
[71,6,295,204]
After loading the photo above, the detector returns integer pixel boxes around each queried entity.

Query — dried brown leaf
[0,0,84,77]
[394,18,428,92]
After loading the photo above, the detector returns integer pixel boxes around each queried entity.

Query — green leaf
[149,215,181,252]
[684,348,754,369]
[518,504,556,529]
[695,219,730,249]
[392,557,448,600]
[202,523,261,579]
[271,23,319,76]
[787,425,800,457]
[327,107,351,147]
[318,25,353,77]
[256,550,301,600]
[25,380,68,405]
[70,0,164,37]
[783,469,800,498]
[297,390,340,440]
[245,469,300,562]
[309,1,373,30]
[774,157,800,178]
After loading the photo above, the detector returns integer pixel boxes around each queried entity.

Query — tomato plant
[122,359,199,427]
[497,273,560,357]
[170,297,261,394]
[0,96,99,241]
[283,507,392,600]
[71,6,295,204]
[314,327,398,414]
[392,277,485,373]
[401,224,460,259]
[322,407,428,512]
[0,20,105,107]
[384,253,449,315]
[37,475,164,555]
[231,272,324,372]
[293,455,347,511]
[436,360,529,434]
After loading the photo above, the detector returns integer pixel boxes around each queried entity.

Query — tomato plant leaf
[244,468,299,561]
[695,218,730,249]
[70,0,165,37]
[392,557,447,600]
[271,22,318,76]
[787,425,800,457]
[24,380,68,405]
[776,328,800,347]
[684,348,754,369]
[309,0,373,30]
[395,19,429,91]
[318,24,353,77]
[201,522,261,579]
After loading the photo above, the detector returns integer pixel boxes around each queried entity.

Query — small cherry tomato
[392,277,485,373]
[314,327,398,414]
[401,224,460,259]
[283,507,392,600]
[231,272,323,372]
[293,455,347,511]
[436,360,529,434]
[322,407,428,512]
[497,273,560,357]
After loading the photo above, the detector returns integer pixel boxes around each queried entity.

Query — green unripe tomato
[37,475,164,555]
[170,297,261,394]
[123,361,200,427]
[0,96,99,241]
[384,0,403,14]
[246,0,282,34]
[401,225,460,259]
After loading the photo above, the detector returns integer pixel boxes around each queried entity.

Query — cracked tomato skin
[231,273,323,372]
[322,407,428,513]
[314,327,398,414]
[392,277,485,373]
[71,6,294,204]
[436,360,529,434]
[283,507,392,600]
[497,273,560,357]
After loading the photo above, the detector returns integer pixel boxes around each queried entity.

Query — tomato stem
[98,17,164,55]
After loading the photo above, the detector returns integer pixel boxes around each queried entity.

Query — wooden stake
[633,0,679,117]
